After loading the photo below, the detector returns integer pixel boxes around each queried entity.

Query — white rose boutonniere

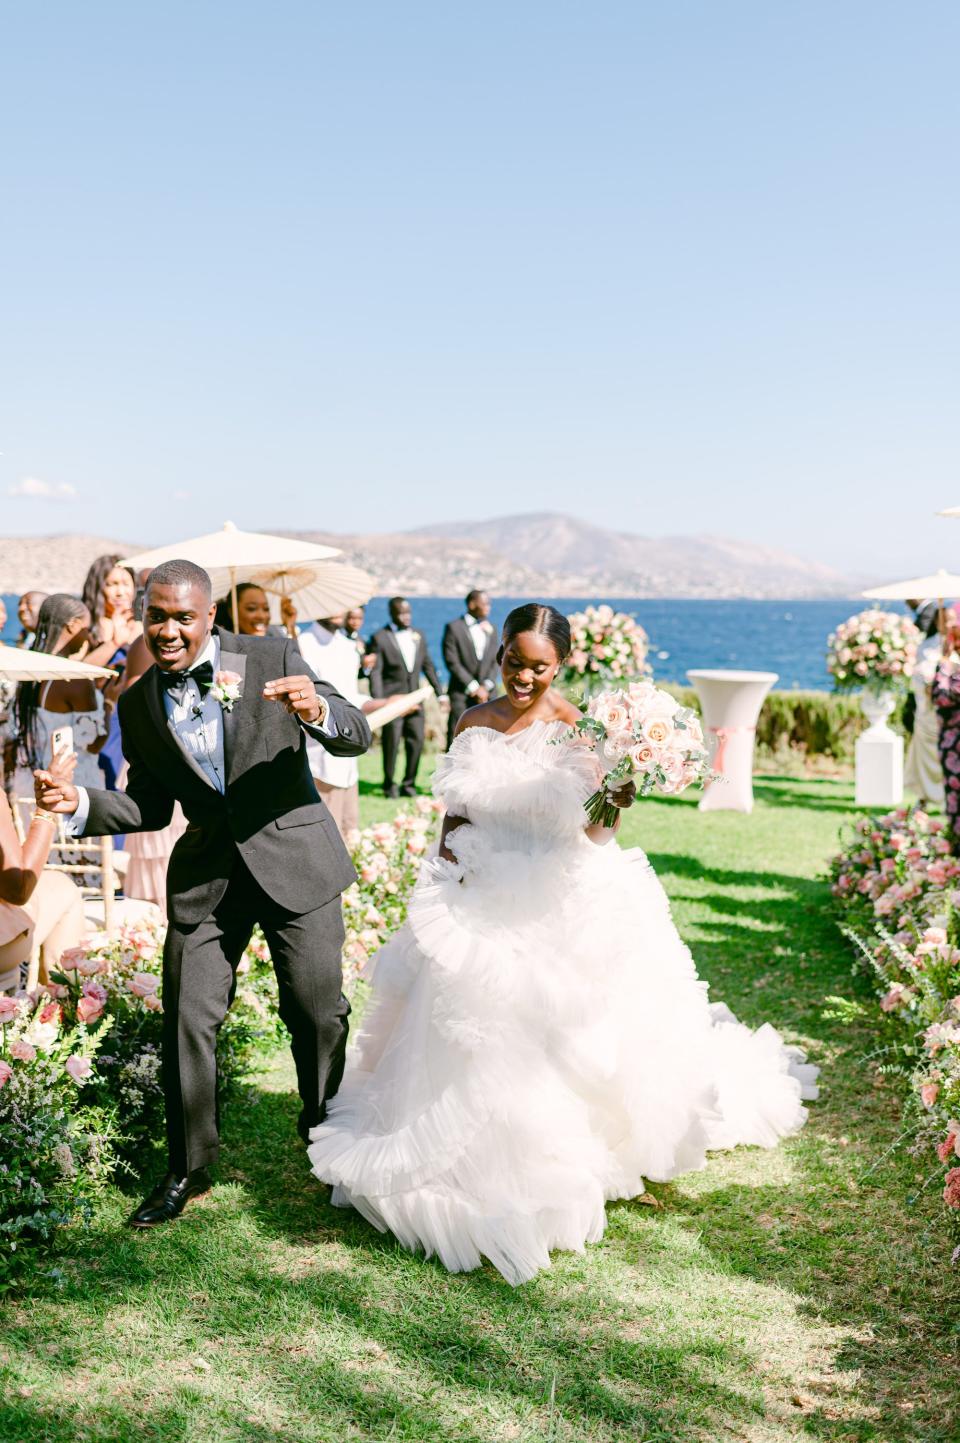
[211,670,243,712]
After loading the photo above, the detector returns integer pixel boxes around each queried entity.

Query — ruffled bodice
[432,721,600,856]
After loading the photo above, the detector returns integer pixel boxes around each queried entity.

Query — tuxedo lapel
[216,643,248,786]
[144,667,216,790]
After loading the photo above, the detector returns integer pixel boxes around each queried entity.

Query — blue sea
[3,593,888,691]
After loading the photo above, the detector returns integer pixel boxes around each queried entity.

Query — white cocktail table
[686,669,779,813]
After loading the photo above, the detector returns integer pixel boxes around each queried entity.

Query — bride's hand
[608,780,636,810]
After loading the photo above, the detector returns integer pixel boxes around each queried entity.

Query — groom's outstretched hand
[262,674,326,727]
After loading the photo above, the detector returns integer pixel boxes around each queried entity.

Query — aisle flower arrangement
[826,608,920,695]
[48,920,285,1159]
[562,606,651,695]
[828,806,960,1231]
[342,798,445,978]
[0,990,118,1287]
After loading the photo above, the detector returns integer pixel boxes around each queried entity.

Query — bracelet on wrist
[31,808,59,826]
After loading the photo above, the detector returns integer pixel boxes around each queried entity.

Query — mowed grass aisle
[2,775,956,1442]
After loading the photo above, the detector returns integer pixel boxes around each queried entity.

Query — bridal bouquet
[826,608,920,695]
[562,681,710,827]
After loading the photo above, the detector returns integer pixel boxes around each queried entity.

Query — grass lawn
[2,766,957,1442]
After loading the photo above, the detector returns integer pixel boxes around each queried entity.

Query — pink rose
[921,1082,940,1108]
[923,927,948,946]
[142,993,163,1012]
[58,947,88,972]
[10,1039,35,1062]
[406,836,426,855]
[76,957,106,978]
[127,972,160,999]
[76,995,105,1025]
[64,1055,93,1084]
[0,1059,12,1088]
[215,669,242,688]
[0,995,20,1024]
[38,1001,62,1027]
[880,984,906,1011]
[81,981,107,1004]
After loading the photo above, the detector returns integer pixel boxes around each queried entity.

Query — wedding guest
[342,607,376,676]
[10,595,107,804]
[0,749,84,989]
[81,555,140,792]
[81,554,141,671]
[298,614,367,841]
[369,597,443,797]
[932,607,960,839]
[442,589,498,748]
[16,591,47,648]
[214,583,272,636]
[904,599,945,809]
[113,633,186,918]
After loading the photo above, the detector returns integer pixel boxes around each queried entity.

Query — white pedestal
[854,693,904,807]
[687,669,779,813]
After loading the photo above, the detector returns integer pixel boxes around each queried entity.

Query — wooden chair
[13,797,115,988]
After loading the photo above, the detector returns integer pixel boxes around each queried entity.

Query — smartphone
[51,725,74,758]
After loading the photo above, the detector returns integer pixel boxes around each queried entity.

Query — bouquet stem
[585,785,622,829]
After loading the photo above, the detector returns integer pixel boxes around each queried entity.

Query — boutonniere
[211,670,243,711]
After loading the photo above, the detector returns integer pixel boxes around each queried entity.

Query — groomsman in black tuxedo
[441,590,498,749]
[369,597,443,797]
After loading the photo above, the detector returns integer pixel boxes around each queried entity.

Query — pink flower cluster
[563,606,651,688]
[341,798,444,979]
[826,608,919,692]
[831,803,960,1231]
[0,988,98,1091]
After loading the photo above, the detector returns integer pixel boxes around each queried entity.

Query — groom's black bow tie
[159,660,215,698]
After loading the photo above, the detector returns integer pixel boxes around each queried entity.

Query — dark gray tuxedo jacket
[81,631,371,925]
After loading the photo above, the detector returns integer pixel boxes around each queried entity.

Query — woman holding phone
[9,595,108,804]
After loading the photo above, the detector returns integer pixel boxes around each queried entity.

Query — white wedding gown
[308,720,818,1285]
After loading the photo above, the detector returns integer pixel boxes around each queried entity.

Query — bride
[308,603,818,1285]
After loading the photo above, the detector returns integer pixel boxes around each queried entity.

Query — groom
[35,559,372,1227]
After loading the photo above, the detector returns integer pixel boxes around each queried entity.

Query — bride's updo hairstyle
[498,603,571,666]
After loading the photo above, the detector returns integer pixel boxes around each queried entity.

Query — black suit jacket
[442,616,499,698]
[81,631,372,925]
[368,627,442,700]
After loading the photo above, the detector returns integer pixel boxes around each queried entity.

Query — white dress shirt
[393,624,419,674]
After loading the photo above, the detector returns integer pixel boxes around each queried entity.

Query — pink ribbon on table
[708,724,756,775]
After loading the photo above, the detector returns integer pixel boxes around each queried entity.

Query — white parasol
[862,569,960,602]
[120,522,342,626]
[0,642,117,683]
[250,560,375,625]
[937,506,960,517]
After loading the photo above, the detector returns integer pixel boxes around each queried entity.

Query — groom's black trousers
[161,855,348,1175]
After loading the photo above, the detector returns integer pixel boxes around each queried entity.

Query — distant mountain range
[292,512,853,599]
[0,513,853,599]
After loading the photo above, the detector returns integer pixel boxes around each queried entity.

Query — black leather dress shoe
[400,782,418,797]
[383,784,399,798]
[128,1169,212,1228]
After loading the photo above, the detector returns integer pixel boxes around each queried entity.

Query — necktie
[159,659,215,701]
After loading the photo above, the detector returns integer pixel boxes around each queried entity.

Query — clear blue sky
[1,2,958,579]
